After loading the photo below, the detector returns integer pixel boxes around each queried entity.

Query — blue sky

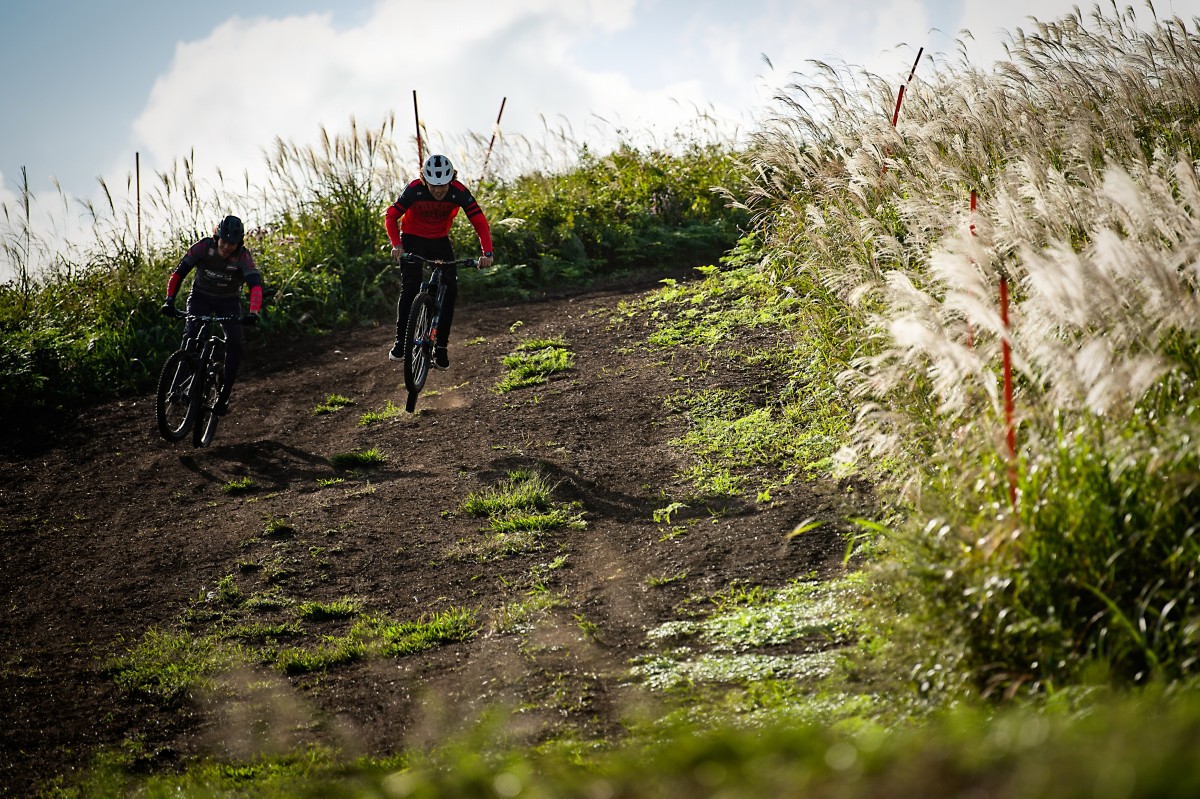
[2,0,1195,278]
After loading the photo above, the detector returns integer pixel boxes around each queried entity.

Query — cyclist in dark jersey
[386,154,494,368]
[160,215,263,415]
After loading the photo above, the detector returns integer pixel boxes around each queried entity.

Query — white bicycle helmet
[422,154,455,186]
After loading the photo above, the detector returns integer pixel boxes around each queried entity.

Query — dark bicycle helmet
[216,215,245,245]
[422,154,455,186]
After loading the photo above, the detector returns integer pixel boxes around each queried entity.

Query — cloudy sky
[1,0,1195,277]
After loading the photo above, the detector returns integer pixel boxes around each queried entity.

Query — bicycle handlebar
[397,253,479,269]
[171,308,255,324]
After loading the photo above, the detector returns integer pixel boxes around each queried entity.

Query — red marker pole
[970,190,1017,509]
[999,271,1018,511]
[884,47,922,174]
[891,47,922,127]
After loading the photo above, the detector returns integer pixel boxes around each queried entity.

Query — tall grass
[0,117,746,419]
[741,1,1200,692]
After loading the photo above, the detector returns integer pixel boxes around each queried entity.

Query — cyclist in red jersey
[385,154,494,368]
[160,215,263,415]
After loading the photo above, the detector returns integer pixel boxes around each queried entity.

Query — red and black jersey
[385,179,493,252]
[166,237,263,313]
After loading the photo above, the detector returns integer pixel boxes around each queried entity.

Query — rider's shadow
[476,455,755,524]
[177,439,352,489]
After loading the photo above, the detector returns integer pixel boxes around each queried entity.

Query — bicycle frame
[396,254,477,409]
[156,311,245,445]
[418,265,450,352]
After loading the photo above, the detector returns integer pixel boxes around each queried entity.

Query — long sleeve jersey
[166,237,263,313]
[385,179,493,252]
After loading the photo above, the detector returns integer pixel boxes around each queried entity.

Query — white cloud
[124,0,658,194]
[117,0,1143,202]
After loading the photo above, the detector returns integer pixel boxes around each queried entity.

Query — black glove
[160,300,177,318]
[242,312,259,326]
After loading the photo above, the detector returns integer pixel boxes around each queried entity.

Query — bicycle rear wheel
[156,350,200,442]
[404,293,436,394]
[192,367,224,448]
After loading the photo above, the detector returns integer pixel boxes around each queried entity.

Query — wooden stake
[412,90,423,167]
[136,151,142,257]
[480,97,507,181]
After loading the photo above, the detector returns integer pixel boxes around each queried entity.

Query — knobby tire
[404,293,436,396]
[156,351,200,442]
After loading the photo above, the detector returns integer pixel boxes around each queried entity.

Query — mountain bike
[398,254,478,413]
[156,309,251,447]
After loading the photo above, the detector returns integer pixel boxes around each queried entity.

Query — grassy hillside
[0,119,748,419]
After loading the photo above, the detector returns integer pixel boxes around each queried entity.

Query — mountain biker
[386,153,494,368]
[160,215,263,416]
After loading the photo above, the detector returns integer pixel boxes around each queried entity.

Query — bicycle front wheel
[192,366,224,448]
[404,293,436,394]
[156,350,200,442]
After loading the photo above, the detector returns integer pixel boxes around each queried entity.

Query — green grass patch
[221,477,256,495]
[666,386,846,497]
[637,574,869,709]
[225,621,304,644]
[491,586,567,635]
[329,447,388,470]
[358,400,403,425]
[461,468,554,517]
[495,337,574,392]
[59,686,1200,798]
[263,516,295,537]
[628,266,854,495]
[274,608,478,673]
[105,628,241,704]
[313,393,355,415]
[646,571,689,588]
[295,598,360,622]
[242,590,293,613]
[451,469,585,561]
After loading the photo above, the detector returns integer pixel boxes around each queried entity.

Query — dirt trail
[0,281,858,796]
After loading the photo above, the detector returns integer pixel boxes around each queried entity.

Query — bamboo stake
[136,151,142,257]
[480,97,507,181]
[412,90,423,167]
